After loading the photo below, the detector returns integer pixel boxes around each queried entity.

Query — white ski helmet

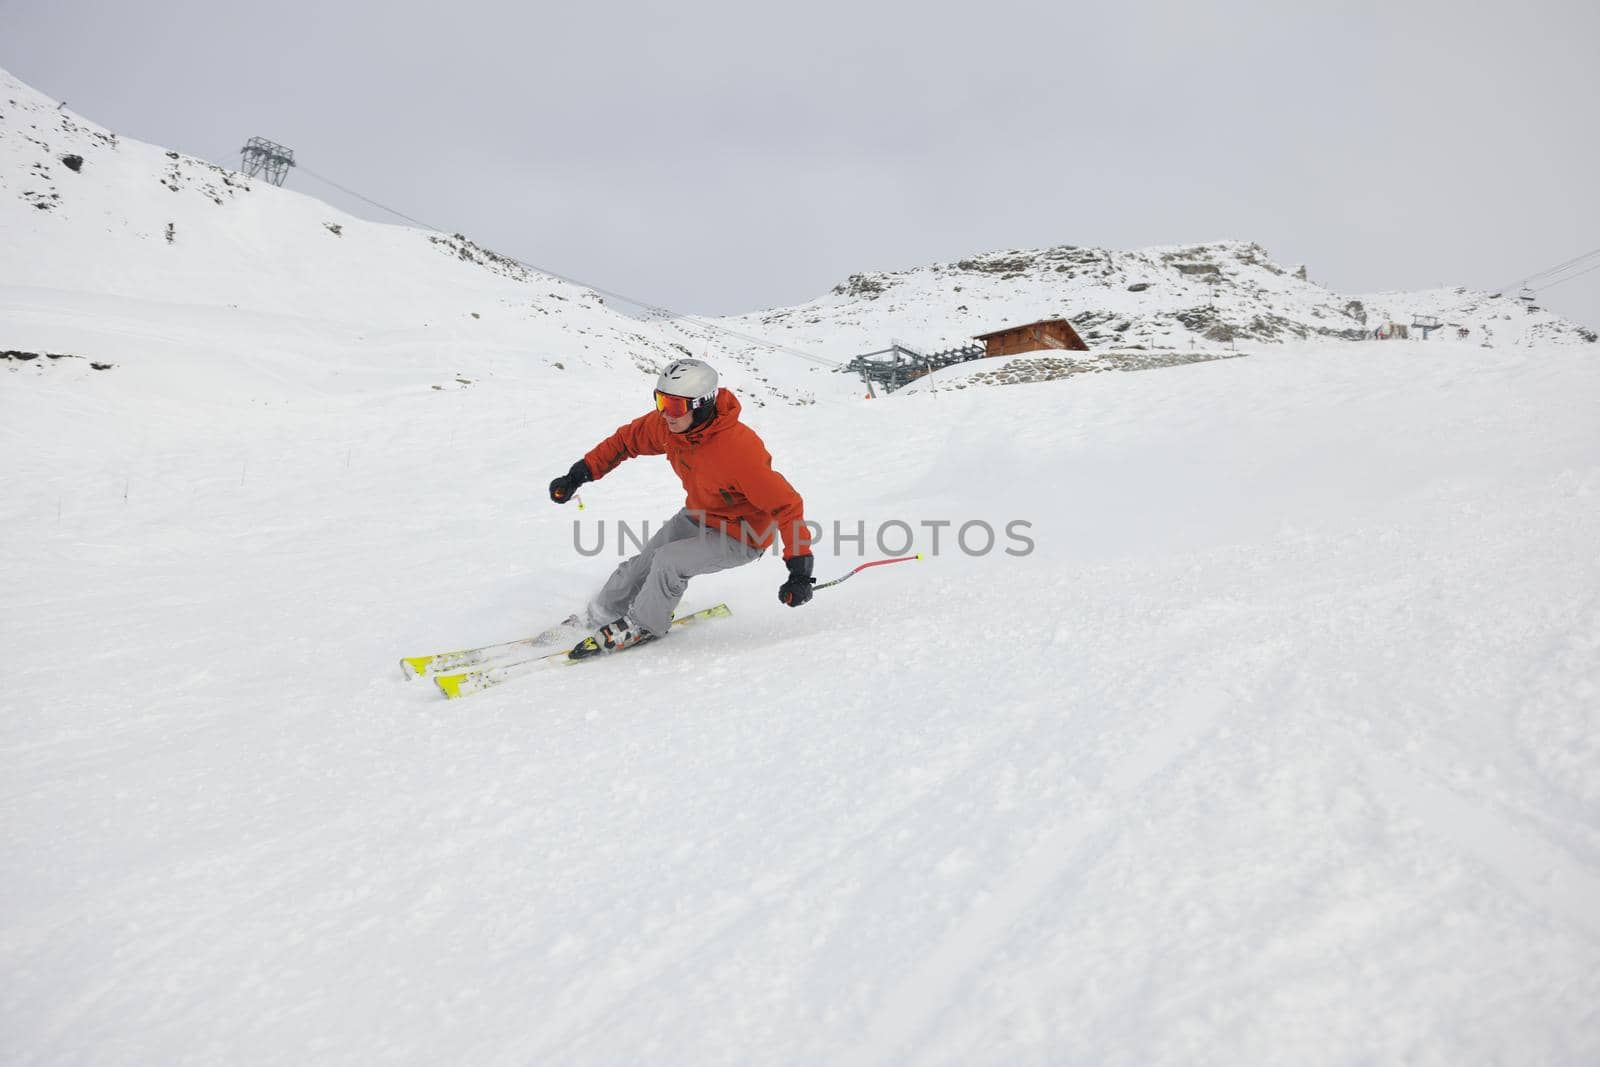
[654,358,720,424]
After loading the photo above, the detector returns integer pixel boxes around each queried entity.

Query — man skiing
[547,358,814,658]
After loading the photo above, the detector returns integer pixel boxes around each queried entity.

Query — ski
[401,617,590,679]
[433,603,732,700]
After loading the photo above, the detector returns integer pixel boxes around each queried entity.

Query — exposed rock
[2,349,108,369]
[834,274,887,299]
[59,153,83,172]
[958,349,1248,389]
[1072,310,1117,332]
[427,233,545,286]
[956,253,1037,274]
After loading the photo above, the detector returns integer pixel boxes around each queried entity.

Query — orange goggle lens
[654,390,693,418]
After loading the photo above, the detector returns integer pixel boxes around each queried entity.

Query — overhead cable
[287,164,842,368]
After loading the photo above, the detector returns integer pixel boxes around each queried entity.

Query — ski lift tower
[239,136,295,186]
[1411,314,1442,340]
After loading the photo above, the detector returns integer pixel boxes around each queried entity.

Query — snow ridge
[730,239,1596,361]
[0,66,830,406]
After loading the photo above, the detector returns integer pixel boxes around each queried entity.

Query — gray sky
[5,0,1598,327]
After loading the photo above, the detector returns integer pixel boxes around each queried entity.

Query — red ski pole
[814,554,922,591]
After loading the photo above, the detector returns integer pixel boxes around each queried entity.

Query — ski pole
[815,554,921,592]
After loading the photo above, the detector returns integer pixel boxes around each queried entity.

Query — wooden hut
[972,318,1089,357]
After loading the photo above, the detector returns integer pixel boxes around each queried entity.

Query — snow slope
[5,67,1600,1066]
[6,317,1600,1064]
[0,65,840,407]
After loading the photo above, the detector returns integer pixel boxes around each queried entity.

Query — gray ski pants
[592,509,764,637]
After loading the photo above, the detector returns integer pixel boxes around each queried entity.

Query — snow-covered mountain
[730,240,1597,360]
[0,65,835,407]
[5,62,1591,412]
[0,70,590,324]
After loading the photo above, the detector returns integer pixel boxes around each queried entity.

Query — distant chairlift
[1411,314,1442,340]
[845,338,986,395]
[1519,286,1540,314]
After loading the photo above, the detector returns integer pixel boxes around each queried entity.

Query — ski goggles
[654,390,697,418]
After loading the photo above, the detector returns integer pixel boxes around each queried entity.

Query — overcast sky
[5,0,1597,327]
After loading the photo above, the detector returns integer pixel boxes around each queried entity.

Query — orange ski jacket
[582,389,812,559]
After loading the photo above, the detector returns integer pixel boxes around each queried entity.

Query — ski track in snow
[5,331,1600,1064]
[849,685,1234,1066]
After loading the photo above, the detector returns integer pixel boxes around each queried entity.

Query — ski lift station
[846,317,1090,394]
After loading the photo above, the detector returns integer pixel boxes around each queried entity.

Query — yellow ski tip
[436,673,467,699]
[402,656,433,679]
[915,553,923,560]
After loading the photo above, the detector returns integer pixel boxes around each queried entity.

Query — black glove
[778,554,815,607]
[548,459,591,504]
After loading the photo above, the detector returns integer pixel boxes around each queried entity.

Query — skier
[547,358,814,657]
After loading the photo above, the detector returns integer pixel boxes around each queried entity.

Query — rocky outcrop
[945,349,1248,390]
[781,239,1597,355]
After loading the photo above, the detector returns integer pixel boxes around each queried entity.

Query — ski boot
[569,615,657,660]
